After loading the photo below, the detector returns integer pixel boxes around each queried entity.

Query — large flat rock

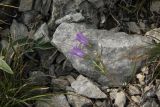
[51,23,151,86]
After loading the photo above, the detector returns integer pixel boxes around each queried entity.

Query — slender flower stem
[92,60,107,75]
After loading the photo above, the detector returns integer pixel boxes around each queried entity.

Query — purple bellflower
[75,32,89,46]
[70,46,85,58]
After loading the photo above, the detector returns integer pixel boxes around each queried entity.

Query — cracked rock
[55,13,85,24]
[71,75,107,99]
[67,92,92,107]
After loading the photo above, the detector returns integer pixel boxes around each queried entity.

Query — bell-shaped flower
[70,46,85,58]
[75,32,89,46]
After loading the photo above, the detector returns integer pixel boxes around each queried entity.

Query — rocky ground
[0,0,160,107]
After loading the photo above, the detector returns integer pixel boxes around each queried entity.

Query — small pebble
[131,96,141,104]
[109,89,118,100]
[129,85,141,95]
[115,91,126,107]
[136,73,145,85]
[141,66,149,74]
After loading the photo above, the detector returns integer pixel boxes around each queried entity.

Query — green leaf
[0,58,13,74]
[34,42,54,50]
[36,36,46,44]
[12,36,34,46]
[149,43,160,59]
[0,56,4,59]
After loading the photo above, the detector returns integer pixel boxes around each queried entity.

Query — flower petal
[70,46,85,58]
[76,32,89,45]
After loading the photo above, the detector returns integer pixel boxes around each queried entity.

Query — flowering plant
[70,32,107,74]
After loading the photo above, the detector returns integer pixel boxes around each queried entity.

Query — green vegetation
[148,41,160,80]
[0,35,54,107]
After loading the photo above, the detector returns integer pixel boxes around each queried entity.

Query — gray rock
[144,85,153,93]
[141,66,149,75]
[19,0,33,12]
[21,10,39,26]
[36,94,70,107]
[99,11,106,28]
[47,0,71,29]
[156,84,160,101]
[129,85,141,95]
[67,92,92,107]
[109,27,120,33]
[47,3,56,29]
[131,96,141,104]
[37,48,57,68]
[54,65,72,76]
[142,99,159,107]
[0,28,10,38]
[53,59,73,76]
[49,64,56,77]
[79,1,99,28]
[51,22,151,86]
[75,0,105,9]
[109,89,118,100]
[34,23,50,42]
[55,13,85,24]
[142,87,157,103]
[34,0,52,15]
[136,73,145,85]
[139,21,147,32]
[104,0,119,9]
[38,49,56,69]
[127,103,136,107]
[127,22,141,34]
[115,91,126,107]
[88,0,105,8]
[66,75,75,84]
[61,0,78,15]
[74,0,85,5]
[71,75,107,99]
[29,71,48,85]
[95,100,110,107]
[51,78,70,89]
[55,0,104,10]
[145,28,160,43]
[48,0,99,29]
[0,39,8,50]
[10,20,28,38]
[56,53,66,64]
[66,86,74,92]
[156,79,160,85]
[150,0,160,13]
